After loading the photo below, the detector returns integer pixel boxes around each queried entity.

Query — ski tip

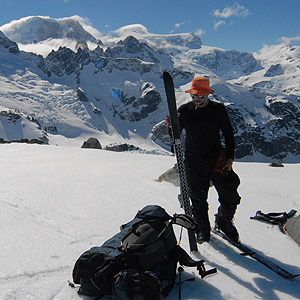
[163,70,171,79]
[283,273,299,280]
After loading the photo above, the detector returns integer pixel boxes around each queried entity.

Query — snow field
[0,144,299,299]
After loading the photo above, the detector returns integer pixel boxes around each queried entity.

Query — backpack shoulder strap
[171,214,196,230]
[169,245,217,278]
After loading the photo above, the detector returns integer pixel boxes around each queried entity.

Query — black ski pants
[185,153,241,230]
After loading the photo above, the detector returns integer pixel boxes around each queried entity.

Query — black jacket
[178,100,235,161]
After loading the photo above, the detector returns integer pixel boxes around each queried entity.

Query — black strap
[250,209,297,226]
[197,261,217,279]
[171,214,196,230]
[132,273,144,300]
[162,280,175,297]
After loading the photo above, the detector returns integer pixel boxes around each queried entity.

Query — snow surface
[0,143,299,300]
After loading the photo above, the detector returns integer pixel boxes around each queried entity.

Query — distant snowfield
[0,144,299,300]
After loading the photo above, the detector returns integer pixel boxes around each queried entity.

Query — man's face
[191,94,209,108]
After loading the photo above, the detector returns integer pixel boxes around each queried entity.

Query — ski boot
[196,230,210,244]
[195,220,211,244]
[192,207,211,244]
[215,214,240,243]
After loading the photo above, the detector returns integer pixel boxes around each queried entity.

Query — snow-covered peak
[232,43,300,95]
[98,24,202,53]
[114,24,150,37]
[255,43,300,69]
[1,17,202,57]
[0,15,97,44]
[0,16,102,57]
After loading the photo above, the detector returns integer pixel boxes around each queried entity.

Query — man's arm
[220,105,235,168]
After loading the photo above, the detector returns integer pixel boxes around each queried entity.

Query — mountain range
[0,16,300,162]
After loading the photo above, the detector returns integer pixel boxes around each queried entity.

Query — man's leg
[211,170,241,242]
[185,154,211,243]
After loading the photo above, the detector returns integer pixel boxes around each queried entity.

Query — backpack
[112,270,164,300]
[120,207,179,271]
[73,251,126,298]
[72,205,216,299]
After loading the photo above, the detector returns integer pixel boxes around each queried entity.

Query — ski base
[212,229,299,279]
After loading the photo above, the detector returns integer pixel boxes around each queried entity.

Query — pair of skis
[213,229,299,279]
[163,71,198,252]
[163,71,299,280]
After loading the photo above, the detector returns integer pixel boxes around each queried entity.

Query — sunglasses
[191,94,206,99]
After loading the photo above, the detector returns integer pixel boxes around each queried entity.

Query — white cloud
[170,22,185,33]
[17,38,78,57]
[195,28,205,36]
[280,35,300,45]
[214,20,226,30]
[175,22,185,29]
[213,3,249,19]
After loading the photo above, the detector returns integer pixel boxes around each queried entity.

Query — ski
[163,71,198,252]
[212,229,299,279]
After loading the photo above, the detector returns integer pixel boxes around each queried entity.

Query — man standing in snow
[166,77,241,243]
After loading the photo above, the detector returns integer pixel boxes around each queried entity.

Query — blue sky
[0,0,299,53]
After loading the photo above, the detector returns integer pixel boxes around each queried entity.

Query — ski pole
[178,226,183,245]
[178,266,196,300]
[178,266,183,300]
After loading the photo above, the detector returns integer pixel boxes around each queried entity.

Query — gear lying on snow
[251,209,300,246]
[250,209,297,229]
[72,205,217,299]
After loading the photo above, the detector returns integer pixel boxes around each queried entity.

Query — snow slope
[0,144,299,299]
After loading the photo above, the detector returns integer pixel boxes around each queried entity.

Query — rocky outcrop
[150,120,171,149]
[45,46,91,76]
[0,138,47,144]
[104,143,141,152]
[0,31,19,54]
[104,82,163,122]
[269,162,284,167]
[0,108,48,143]
[81,137,102,149]
[77,88,89,102]
[104,35,169,66]
[158,164,180,187]
[189,49,258,80]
